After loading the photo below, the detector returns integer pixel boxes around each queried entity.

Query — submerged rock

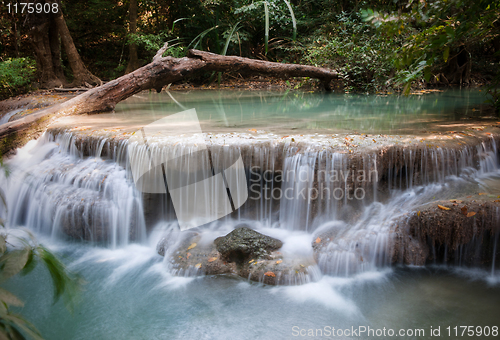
[214,226,283,263]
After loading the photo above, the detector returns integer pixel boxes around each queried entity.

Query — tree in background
[1,0,499,101]
[26,0,101,88]
[125,0,140,73]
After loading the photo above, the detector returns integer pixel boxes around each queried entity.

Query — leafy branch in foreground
[0,226,84,340]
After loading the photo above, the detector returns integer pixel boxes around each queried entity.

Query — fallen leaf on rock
[264,271,276,277]
[195,263,202,269]
[315,237,321,244]
[276,260,283,264]
[438,205,450,210]
[478,193,487,195]
[467,212,476,217]
[417,211,421,217]
[208,257,217,262]
[187,252,191,259]
[249,259,255,263]
[494,200,500,203]
[300,264,305,268]
[249,129,257,133]
[449,199,463,203]
[187,243,197,250]
[461,206,468,215]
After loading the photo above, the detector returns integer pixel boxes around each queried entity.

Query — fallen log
[0,46,339,155]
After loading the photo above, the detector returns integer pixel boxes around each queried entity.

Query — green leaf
[403,82,412,95]
[0,235,6,256]
[0,248,30,282]
[37,246,83,312]
[188,26,219,50]
[20,249,37,277]
[283,0,297,41]
[264,1,269,55]
[0,288,23,308]
[443,46,450,63]
[171,17,189,32]
[424,67,431,82]
[221,22,242,56]
[1,313,43,340]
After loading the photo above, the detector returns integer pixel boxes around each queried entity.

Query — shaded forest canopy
[0,0,499,106]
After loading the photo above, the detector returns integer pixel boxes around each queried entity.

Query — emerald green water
[4,241,500,340]
[54,89,494,136]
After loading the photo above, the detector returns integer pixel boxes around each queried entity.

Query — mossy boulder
[214,226,283,264]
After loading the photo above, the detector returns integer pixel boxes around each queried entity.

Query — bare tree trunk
[0,47,339,155]
[48,17,66,85]
[51,0,101,87]
[125,0,141,74]
[11,11,19,57]
[29,19,64,89]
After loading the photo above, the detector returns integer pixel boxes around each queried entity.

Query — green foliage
[364,0,500,93]
[235,0,297,54]
[129,33,185,58]
[300,11,404,92]
[0,58,36,100]
[1,0,498,93]
[0,226,83,339]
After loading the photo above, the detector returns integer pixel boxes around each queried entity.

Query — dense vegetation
[0,0,499,108]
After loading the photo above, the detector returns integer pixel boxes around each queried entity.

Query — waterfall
[1,127,499,279]
[0,133,146,248]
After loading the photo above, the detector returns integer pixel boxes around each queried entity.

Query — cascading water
[0,133,147,248]
[2,124,499,280]
[2,90,500,339]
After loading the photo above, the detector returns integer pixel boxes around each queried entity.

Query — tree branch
[1,48,339,155]
[153,42,169,61]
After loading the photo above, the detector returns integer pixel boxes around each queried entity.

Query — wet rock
[240,253,318,285]
[158,227,318,285]
[393,198,500,267]
[214,226,283,264]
